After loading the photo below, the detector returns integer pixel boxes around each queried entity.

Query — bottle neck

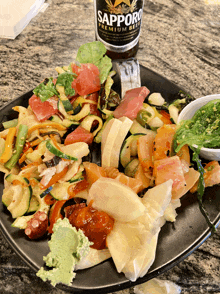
[106,42,139,59]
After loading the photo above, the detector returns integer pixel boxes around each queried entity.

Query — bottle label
[94,0,144,53]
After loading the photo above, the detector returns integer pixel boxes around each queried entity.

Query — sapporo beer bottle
[94,0,144,59]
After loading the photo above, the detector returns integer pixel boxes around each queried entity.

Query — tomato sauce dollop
[64,203,114,250]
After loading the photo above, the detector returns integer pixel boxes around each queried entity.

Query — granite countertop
[0,0,220,293]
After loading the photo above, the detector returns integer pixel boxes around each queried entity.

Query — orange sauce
[65,203,114,250]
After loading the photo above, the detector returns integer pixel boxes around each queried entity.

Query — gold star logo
[114,0,131,7]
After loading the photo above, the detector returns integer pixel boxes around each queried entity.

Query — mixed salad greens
[0,41,219,286]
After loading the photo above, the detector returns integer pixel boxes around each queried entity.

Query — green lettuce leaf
[76,41,107,64]
[56,72,76,96]
[33,77,58,102]
[75,41,112,84]
[96,55,112,84]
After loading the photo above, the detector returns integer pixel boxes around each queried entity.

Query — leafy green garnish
[56,72,76,96]
[191,147,216,235]
[173,119,217,235]
[174,99,220,152]
[33,78,58,102]
[34,41,113,102]
[96,55,112,84]
[75,41,112,84]
[76,41,107,64]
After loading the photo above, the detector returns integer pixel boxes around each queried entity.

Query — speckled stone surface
[0,0,220,293]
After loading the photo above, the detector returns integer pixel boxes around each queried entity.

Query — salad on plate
[0,41,219,287]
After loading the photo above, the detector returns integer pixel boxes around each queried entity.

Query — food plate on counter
[0,58,220,293]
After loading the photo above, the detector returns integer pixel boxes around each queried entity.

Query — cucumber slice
[5,174,29,185]
[62,120,79,128]
[130,139,138,157]
[61,99,73,113]
[61,142,90,159]
[50,115,78,128]
[68,164,84,183]
[69,175,84,183]
[94,115,114,144]
[124,158,140,178]
[58,99,90,121]
[148,116,164,131]
[148,93,165,106]
[11,215,33,229]
[12,195,50,229]
[50,182,72,200]
[56,85,73,112]
[2,185,15,207]
[120,134,145,168]
[12,178,51,229]
[168,104,179,124]
[142,103,156,115]
[30,178,42,195]
[68,166,84,183]
[130,119,156,136]
[27,195,39,213]
[50,115,63,124]
[46,139,78,161]
[7,185,32,218]
[29,178,52,199]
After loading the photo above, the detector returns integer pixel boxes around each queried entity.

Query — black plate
[0,65,220,293]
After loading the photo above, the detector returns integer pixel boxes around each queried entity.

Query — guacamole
[174,99,220,153]
[37,218,92,287]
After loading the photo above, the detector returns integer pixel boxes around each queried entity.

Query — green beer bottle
[94,0,144,59]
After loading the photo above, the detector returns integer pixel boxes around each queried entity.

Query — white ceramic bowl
[177,94,220,161]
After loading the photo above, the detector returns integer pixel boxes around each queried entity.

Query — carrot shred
[44,194,56,205]
[29,178,39,186]
[28,122,66,137]
[21,162,39,170]
[12,179,28,186]
[160,110,172,124]
[48,200,66,234]
[67,179,89,198]
[50,134,62,151]
[30,138,43,147]
[18,147,34,164]
[40,165,69,189]
[22,142,31,153]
